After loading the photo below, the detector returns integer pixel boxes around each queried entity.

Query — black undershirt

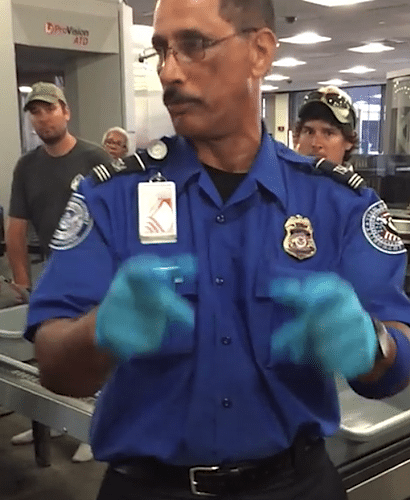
[203,164,247,203]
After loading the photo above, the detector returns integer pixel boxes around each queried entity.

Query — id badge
[138,180,177,244]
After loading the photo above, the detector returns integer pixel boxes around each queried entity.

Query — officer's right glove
[95,254,196,361]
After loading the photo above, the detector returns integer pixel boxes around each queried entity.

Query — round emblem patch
[362,200,405,254]
[49,194,93,251]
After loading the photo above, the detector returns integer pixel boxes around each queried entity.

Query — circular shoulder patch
[362,200,405,254]
[49,194,93,251]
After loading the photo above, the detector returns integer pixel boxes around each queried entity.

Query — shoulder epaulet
[314,158,366,191]
[91,161,124,184]
[91,139,169,185]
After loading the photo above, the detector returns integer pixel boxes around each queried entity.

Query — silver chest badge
[283,215,317,260]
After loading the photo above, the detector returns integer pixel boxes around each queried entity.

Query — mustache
[163,87,202,107]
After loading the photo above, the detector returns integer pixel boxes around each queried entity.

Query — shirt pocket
[253,259,312,369]
[158,277,198,357]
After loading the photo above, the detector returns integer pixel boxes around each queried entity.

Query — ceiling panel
[127,0,410,92]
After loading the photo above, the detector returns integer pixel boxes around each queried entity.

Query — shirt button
[221,337,232,345]
[216,214,225,224]
[215,277,224,285]
[222,398,232,408]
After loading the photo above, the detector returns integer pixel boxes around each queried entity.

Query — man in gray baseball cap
[23,81,68,111]
[7,82,110,462]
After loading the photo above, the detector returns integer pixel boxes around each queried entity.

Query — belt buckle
[189,466,219,496]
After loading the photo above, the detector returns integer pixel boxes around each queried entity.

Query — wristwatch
[372,318,390,362]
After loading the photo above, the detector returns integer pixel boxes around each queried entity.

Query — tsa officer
[24,1,410,499]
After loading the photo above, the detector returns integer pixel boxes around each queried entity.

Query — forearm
[352,321,410,398]
[7,248,31,287]
[35,309,114,397]
[6,221,30,287]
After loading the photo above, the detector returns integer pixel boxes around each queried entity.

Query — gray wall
[0,1,21,215]
[65,53,122,145]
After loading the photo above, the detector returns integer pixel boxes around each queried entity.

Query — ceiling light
[303,0,373,6]
[279,32,331,44]
[339,65,376,74]
[349,42,395,53]
[372,94,382,99]
[273,57,306,67]
[261,85,279,92]
[19,86,32,93]
[265,74,290,81]
[317,78,349,86]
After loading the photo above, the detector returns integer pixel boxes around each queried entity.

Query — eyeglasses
[139,28,258,68]
[104,138,126,148]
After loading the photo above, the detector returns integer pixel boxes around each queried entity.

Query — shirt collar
[158,125,313,206]
[159,136,203,195]
[244,125,313,207]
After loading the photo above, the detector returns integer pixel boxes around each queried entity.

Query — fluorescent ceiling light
[261,85,279,92]
[265,73,290,81]
[19,86,32,93]
[349,42,394,53]
[273,57,306,67]
[303,0,373,6]
[372,94,382,99]
[279,32,331,44]
[340,65,376,74]
[317,78,349,85]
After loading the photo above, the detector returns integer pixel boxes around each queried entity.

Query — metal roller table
[0,305,95,466]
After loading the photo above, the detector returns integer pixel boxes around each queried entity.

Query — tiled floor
[0,411,106,500]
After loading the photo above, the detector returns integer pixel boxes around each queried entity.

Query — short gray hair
[102,127,129,154]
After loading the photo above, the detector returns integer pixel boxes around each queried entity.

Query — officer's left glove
[95,254,196,361]
[269,273,378,379]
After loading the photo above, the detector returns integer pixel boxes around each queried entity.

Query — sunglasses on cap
[301,89,356,129]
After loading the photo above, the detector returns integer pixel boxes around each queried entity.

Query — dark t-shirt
[9,138,111,253]
[203,164,247,203]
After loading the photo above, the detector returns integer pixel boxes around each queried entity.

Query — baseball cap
[298,86,357,131]
[24,82,67,111]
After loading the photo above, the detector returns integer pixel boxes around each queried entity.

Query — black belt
[111,435,324,497]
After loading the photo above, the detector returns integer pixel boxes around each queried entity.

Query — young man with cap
[6,81,111,462]
[294,86,358,166]
[19,1,410,499]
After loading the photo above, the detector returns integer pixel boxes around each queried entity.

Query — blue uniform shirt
[26,129,410,466]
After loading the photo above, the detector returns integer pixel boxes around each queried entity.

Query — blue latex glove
[95,254,196,361]
[269,273,377,379]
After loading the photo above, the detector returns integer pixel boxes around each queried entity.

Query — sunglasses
[304,91,352,112]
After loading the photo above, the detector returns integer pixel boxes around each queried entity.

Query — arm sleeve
[9,159,29,219]
[339,189,410,324]
[25,189,117,341]
[89,145,112,165]
[338,189,410,396]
